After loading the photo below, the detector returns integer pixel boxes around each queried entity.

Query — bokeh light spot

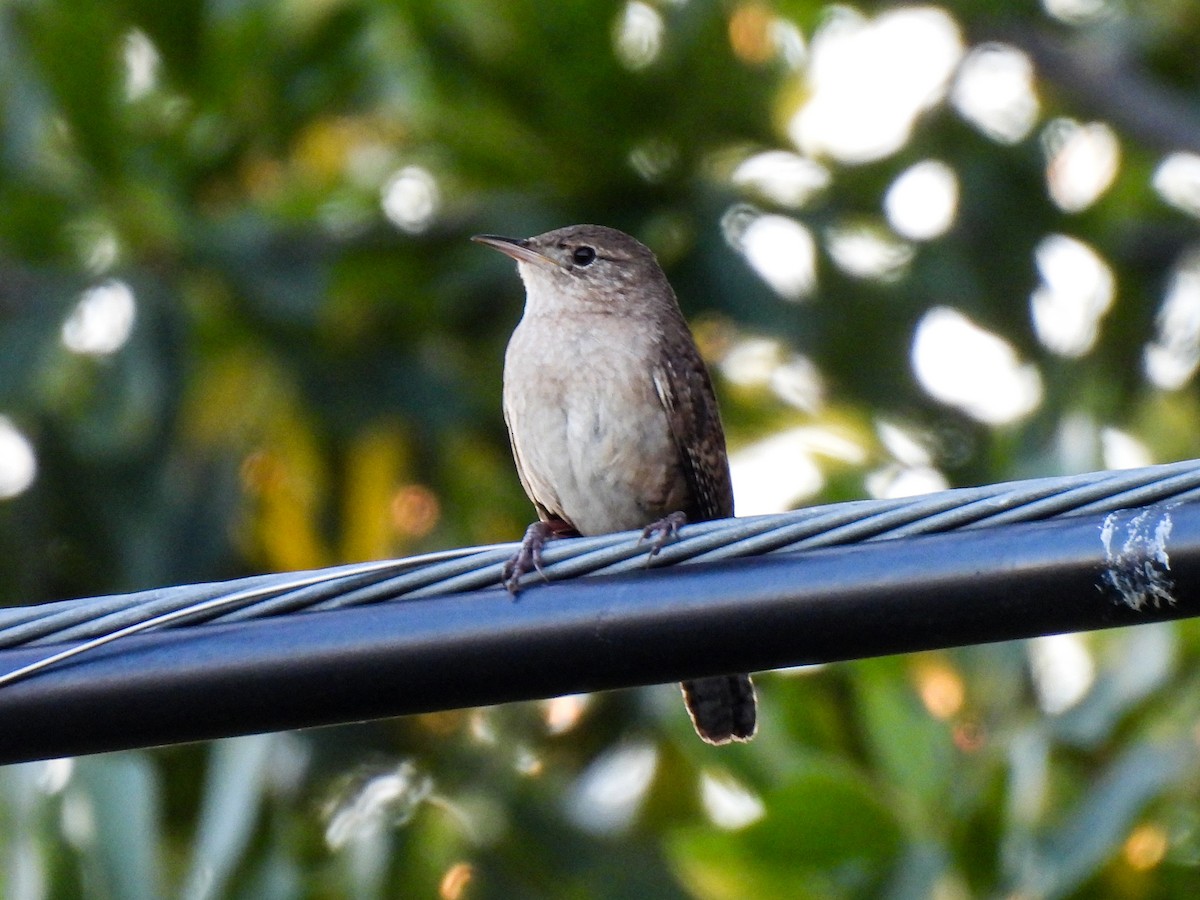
[771,354,825,413]
[825,222,913,282]
[730,429,824,514]
[61,280,137,356]
[951,43,1039,144]
[1042,0,1113,24]
[68,217,121,273]
[439,862,474,900]
[1028,633,1095,715]
[1030,233,1115,357]
[718,337,825,412]
[0,416,37,500]
[1042,119,1121,212]
[720,336,782,387]
[123,30,160,102]
[324,761,433,850]
[1144,250,1200,390]
[628,138,677,183]
[770,18,807,69]
[876,420,933,467]
[613,1,663,71]
[542,694,591,735]
[38,758,74,795]
[914,660,965,720]
[699,769,765,830]
[565,741,658,835]
[1123,823,1169,871]
[1153,152,1200,218]
[1102,427,1152,470]
[730,426,865,514]
[728,3,776,65]
[884,160,959,241]
[390,484,441,539]
[865,463,948,499]
[381,166,440,234]
[732,150,831,208]
[789,6,963,164]
[912,307,1043,425]
[737,213,817,299]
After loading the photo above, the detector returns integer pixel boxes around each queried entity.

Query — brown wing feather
[653,329,734,523]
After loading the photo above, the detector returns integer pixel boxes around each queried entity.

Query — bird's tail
[680,674,757,744]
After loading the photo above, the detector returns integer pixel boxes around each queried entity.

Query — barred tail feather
[680,674,757,744]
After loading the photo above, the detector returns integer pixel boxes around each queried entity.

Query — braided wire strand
[3,460,1200,660]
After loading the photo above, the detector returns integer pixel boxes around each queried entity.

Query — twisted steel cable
[2,459,1200,688]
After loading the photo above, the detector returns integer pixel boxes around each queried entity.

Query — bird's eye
[572,246,596,266]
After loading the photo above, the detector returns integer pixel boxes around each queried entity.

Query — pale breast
[503,313,685,535]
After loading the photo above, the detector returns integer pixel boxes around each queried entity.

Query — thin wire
[0,550,502,685]
[0,560,393,688]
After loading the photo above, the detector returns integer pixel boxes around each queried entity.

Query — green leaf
[668,759,904,899]
[73,753,163,900]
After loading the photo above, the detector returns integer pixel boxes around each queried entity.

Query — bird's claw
[503,521,556,595]
[640,510,688,558]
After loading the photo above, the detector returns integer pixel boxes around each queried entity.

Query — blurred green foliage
[2,0,1200,897]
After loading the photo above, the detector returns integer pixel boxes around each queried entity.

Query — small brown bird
[472,224,756,745]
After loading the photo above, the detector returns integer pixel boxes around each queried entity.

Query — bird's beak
[471,234,560,270]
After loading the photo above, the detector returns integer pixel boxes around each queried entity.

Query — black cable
[0,497,1194,764]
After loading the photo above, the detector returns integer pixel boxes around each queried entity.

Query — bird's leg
[640,510,688,557]
[503,517,578,594]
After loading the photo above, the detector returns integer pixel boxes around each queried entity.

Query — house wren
[472,224,756,745]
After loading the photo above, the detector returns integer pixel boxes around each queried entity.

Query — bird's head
[473,224,675,316]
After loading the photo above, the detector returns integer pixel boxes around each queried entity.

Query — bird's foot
[503,519,576,595]
[640,510,688,558]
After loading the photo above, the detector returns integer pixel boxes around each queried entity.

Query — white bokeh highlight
[324,761,432,850]
[866,420,949,499]
[0,417,37,500]
[381,166,440,234]
[732,150,831,208]
[1042,0,1112,24]
[738,213,818,300]
[1042,119,1120,212]
[1028,633,1095,715]
[1102,427,1152,470]
[951,43,1039,144]
[1144,250,1200,390]
[770,18,807,69]
[61,280,137,357]
[825,223,912,282]
[789,6,963,164]
[719,337,825,413]
[885,160,959,240]
[123,30,160,102]
[565,741,658,835]
[1153,152,1200,219]
[628,138,677,183]
[720,336,782,387]
[613,1,663,71]
[1030,234,1115,357]
[770,354,825,413]
[730,426,865,515]
[699,770,765,830]
[866,464,949,499]
[912,307,1043,425]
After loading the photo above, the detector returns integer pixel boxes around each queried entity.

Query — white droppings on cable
[1099,509,1175,610]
